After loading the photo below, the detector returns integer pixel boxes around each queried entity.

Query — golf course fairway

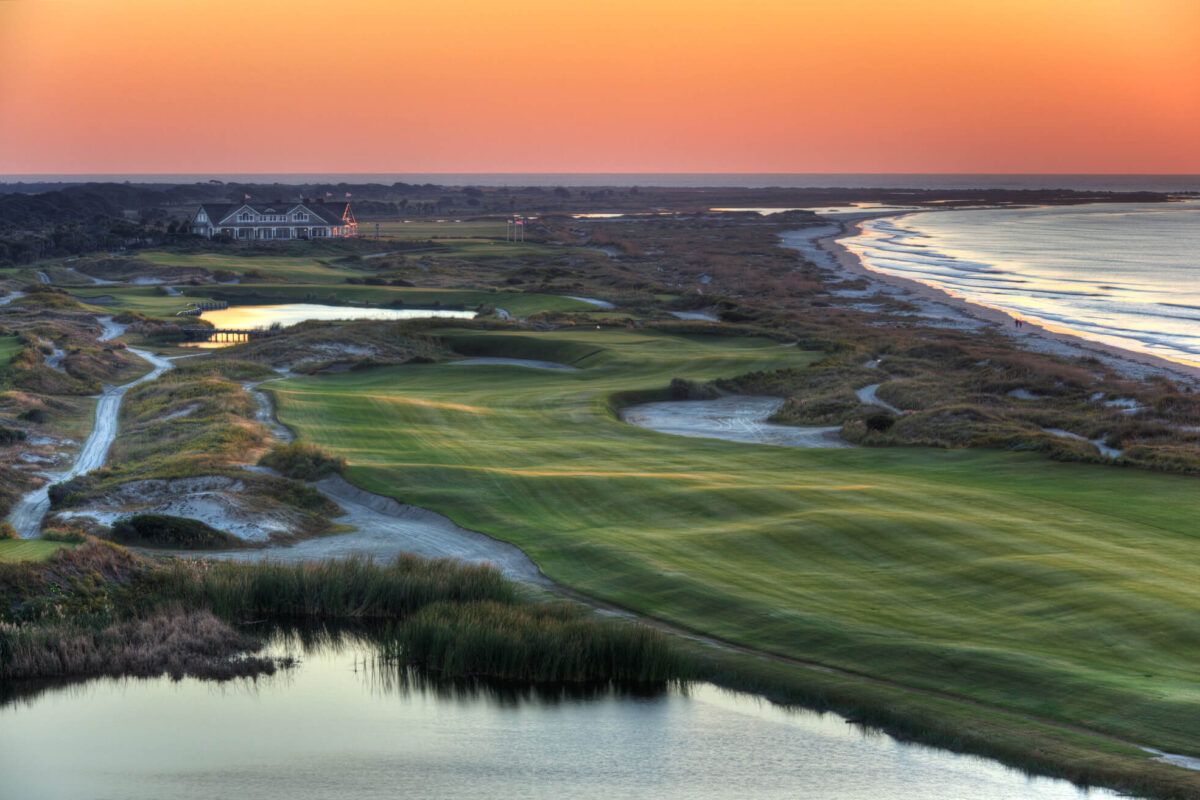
[269,327,1200,754]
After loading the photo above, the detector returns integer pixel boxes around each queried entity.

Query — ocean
[841,201,1200,368]
[2,173,1198,192]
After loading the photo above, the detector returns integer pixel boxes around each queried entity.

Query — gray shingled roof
[195,201,350,226]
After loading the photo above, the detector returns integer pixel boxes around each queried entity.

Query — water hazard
[185,303,476,348]
[0,635,1127,800]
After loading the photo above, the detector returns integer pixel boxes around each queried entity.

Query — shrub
[41,527,88,544]
[668,378,719,400]
[865,412,896,433]
[0,425,26,445]
[109,514,242,550]
[258,442,346,481]
[19,408,48,424]
[0,522,17,540]
[47,475,98,508]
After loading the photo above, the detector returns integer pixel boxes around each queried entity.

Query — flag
[344,192,352,198]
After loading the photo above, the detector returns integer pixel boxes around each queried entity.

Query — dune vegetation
[269,325,1200,759]
[258,442,345,480]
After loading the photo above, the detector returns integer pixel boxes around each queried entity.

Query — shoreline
[811,213,1200,387]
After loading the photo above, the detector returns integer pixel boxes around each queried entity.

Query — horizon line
[4,171,1200,178]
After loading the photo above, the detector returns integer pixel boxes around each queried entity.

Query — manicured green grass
[400,238,564,260]
[0,334,22,365]
[137,251,355,284]
[70,286,215,319]
[136,239,571,283]
[0,540,71,563]
[271,327,1200,755]
[367,219,509,239]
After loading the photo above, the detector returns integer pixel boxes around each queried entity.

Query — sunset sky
[1,0,1198,175]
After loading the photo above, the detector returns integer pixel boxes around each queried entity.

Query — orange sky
[1,0,1198,174]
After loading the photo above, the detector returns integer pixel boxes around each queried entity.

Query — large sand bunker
[621,396,850,448]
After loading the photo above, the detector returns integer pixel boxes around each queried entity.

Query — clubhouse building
[190,201,357,240]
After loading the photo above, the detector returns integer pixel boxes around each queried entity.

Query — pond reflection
[0,626,1128,800]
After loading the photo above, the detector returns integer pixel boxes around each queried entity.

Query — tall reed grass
[0,611,275,681]
[171,555,517,620]
[2,544,692,688]
[387,600,689,683]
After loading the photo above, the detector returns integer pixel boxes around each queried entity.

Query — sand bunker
[200,475,549,585]
[1043,427,1123,459]
[621,396,850,448]
[565,296,616,309]
[55,476,301,542]
[669,311,720,322]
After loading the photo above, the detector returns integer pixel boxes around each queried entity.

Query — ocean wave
[844,203,1200,367]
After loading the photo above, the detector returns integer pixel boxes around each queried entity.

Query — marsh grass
[0,543,699,695]
[177,555,517,620]
[388,600,687,683]
[0,610,276,682]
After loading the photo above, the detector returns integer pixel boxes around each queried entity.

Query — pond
[185,303,476,347]
[0,636,1125,800]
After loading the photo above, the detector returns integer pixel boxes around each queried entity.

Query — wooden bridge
[179,327,277,343]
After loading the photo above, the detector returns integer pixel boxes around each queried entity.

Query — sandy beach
[805,214,1200,387]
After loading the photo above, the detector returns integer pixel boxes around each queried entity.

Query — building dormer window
[294,212,309,222]
[238,211,252,222]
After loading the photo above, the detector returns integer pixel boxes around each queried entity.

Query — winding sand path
[6,319,174,537]
[855,383,902,414]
